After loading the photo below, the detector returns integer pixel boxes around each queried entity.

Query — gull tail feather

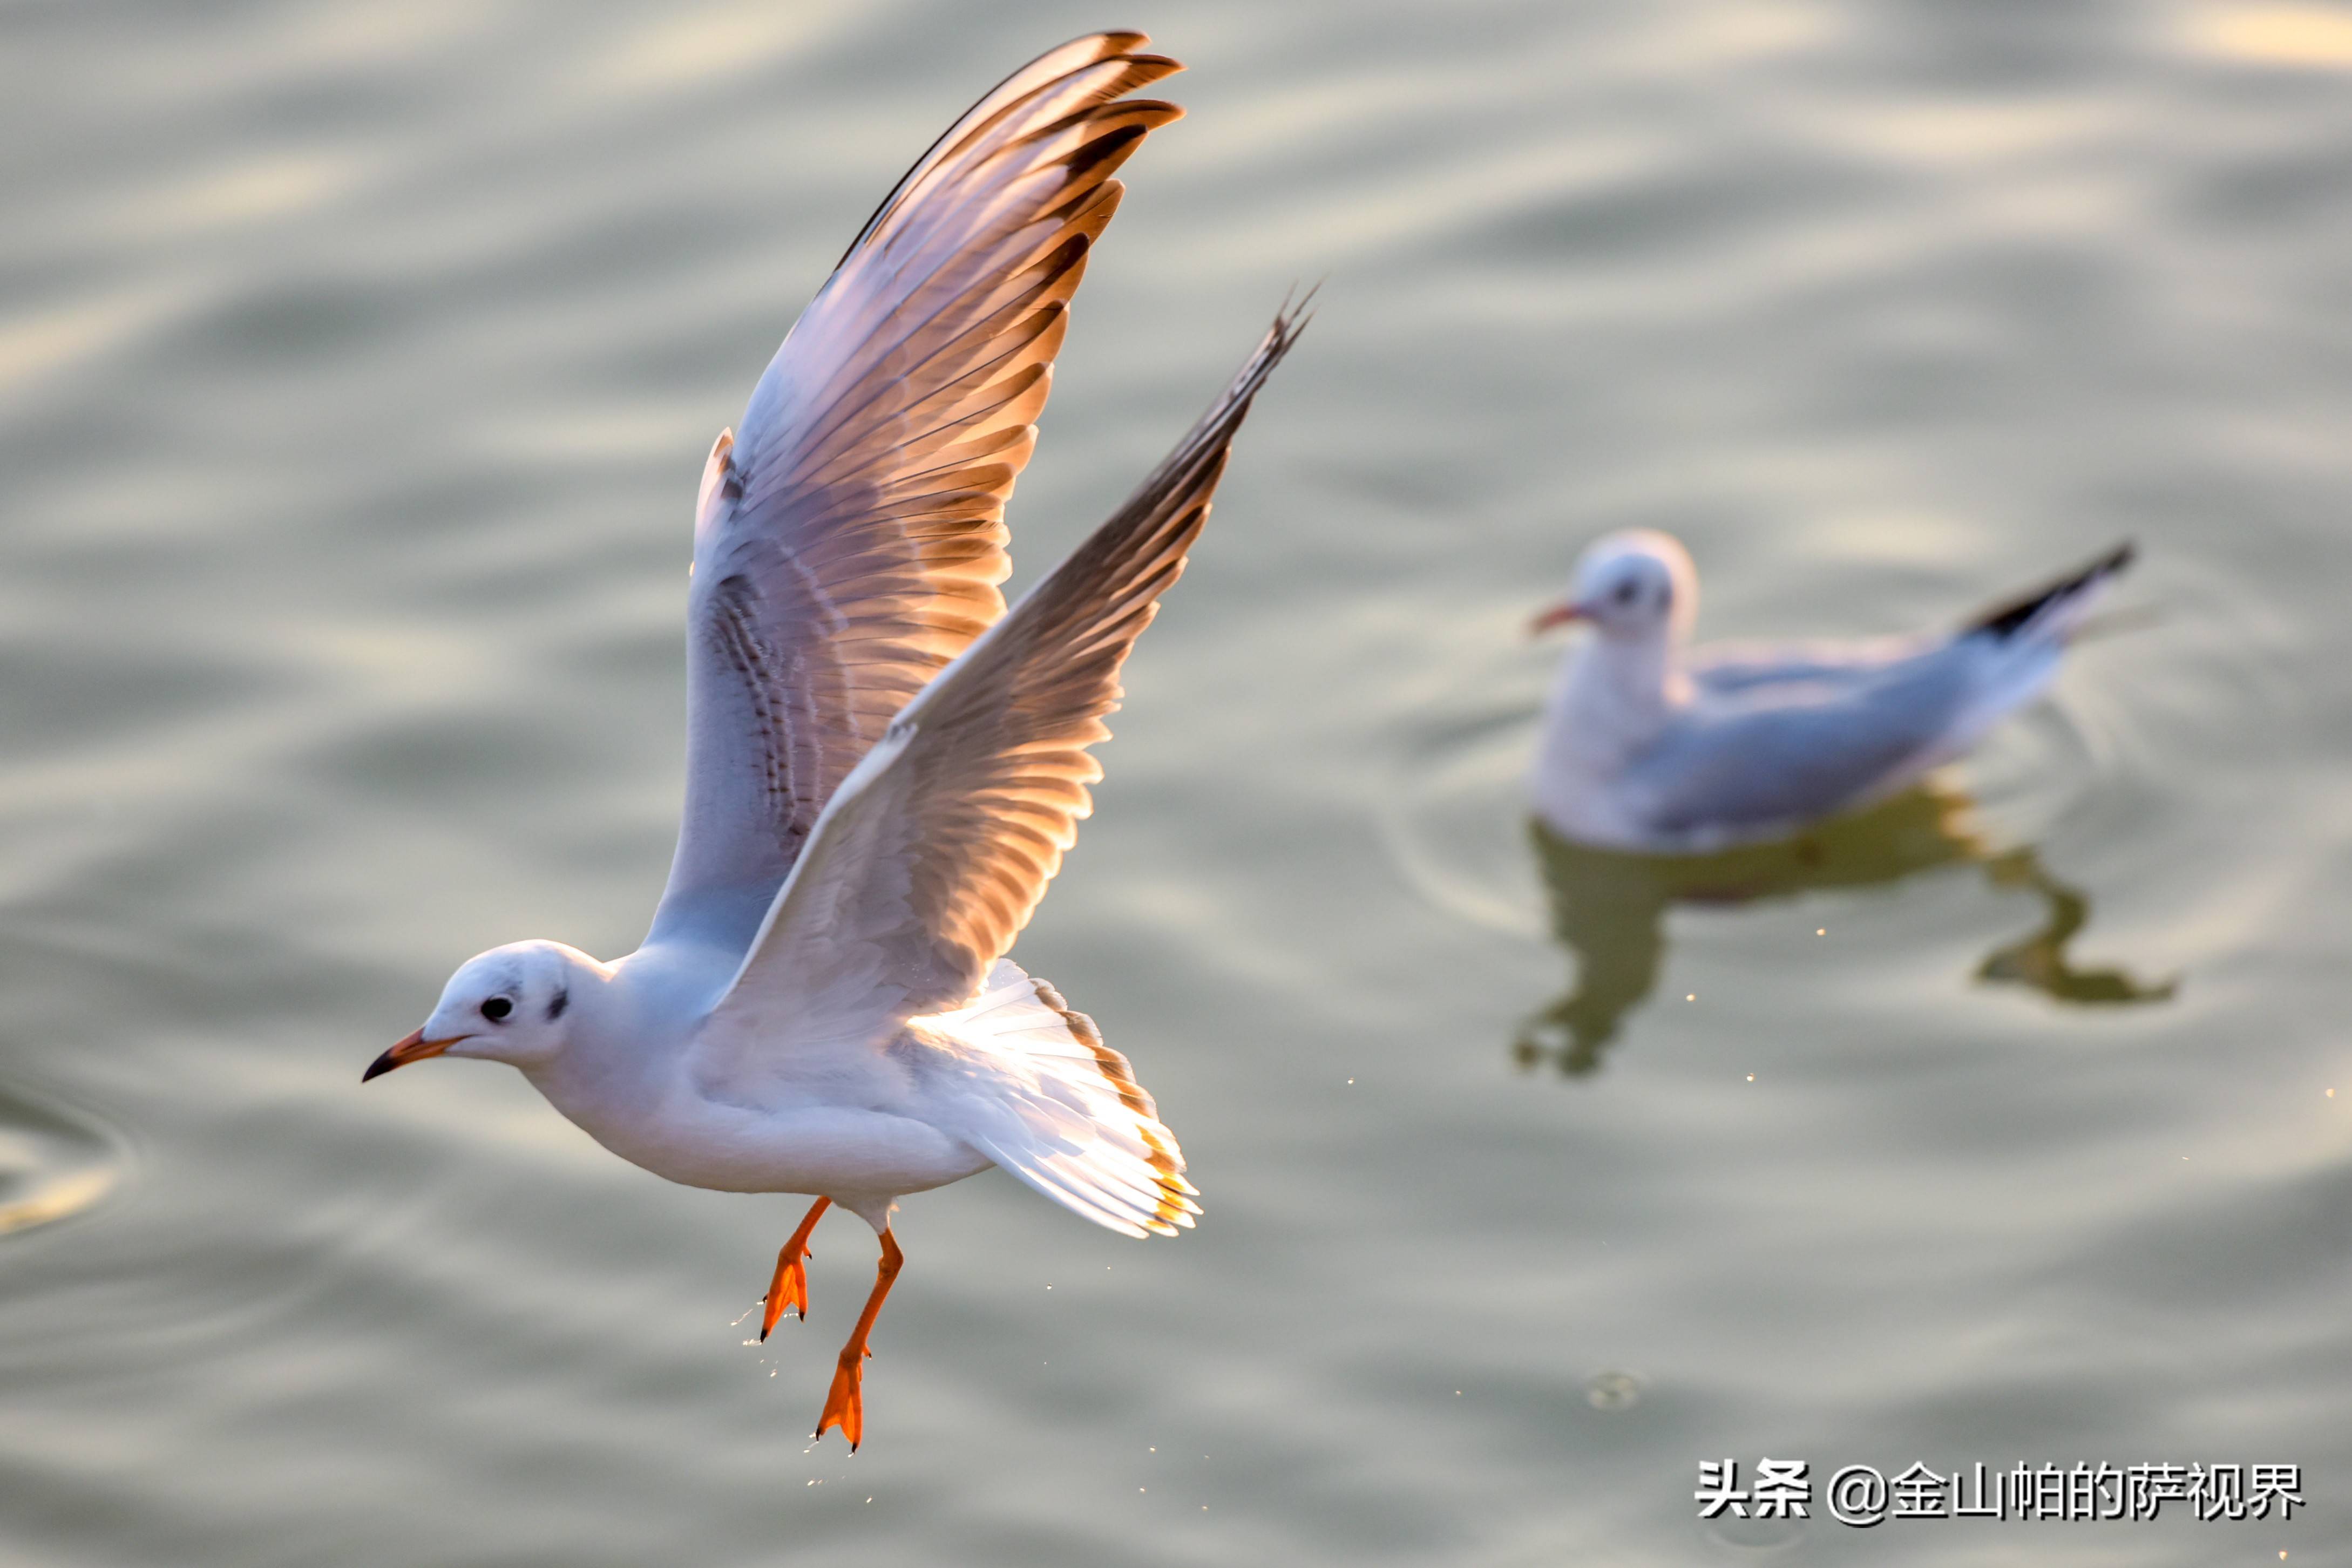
[1965,542,2134,645]
[931,961,1198,1240]
[1935,542,2134,759]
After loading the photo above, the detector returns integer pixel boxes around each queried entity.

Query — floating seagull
[363,32,1299,1451]
[1528,531,2131,851]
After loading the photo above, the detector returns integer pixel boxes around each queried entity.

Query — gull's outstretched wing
[652,33,1183,951]
[689,310,1303,1097]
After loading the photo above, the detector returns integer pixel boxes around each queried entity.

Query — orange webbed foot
[815,1348,867,1451]
[758,1196,831,1342]
[811,1226,900,1451]
[759,1254,810,1340]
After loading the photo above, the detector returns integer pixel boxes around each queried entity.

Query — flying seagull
[1529,530,2131,851]
[364,31,1300,1451]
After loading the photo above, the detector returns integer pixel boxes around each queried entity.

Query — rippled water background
[6,2,2352,1563]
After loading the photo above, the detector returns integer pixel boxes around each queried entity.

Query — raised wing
[689,310,1303,1096]
[652,33,1184,951]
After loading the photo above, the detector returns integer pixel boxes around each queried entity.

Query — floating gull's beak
[363,1027,454,1082]
[1529,600,1588,637]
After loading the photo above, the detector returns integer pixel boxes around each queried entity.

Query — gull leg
[815,1228,903,1452]
[759,1196,831,1340]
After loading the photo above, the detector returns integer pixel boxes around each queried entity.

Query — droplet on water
[1585,1370,1642,1410]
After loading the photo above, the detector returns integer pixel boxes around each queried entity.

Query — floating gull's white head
[365,940,597,1080]
[1531,529,1699,646]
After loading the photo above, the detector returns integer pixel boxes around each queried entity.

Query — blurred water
[4,2,2351,1563]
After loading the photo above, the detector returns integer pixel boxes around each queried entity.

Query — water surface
[4,2,2351,1563]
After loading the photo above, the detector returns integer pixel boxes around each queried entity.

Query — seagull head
[365,940,599,1081]
[1530,529,1698,645]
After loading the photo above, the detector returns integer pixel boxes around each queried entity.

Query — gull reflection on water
[1514,781,2176,1077]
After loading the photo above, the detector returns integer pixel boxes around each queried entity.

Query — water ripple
[0,1079,125,1238]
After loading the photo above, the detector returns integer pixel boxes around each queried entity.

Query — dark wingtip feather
[1967,541,2135,640]
[832,33,1183,268]
[1098,298,1306,528]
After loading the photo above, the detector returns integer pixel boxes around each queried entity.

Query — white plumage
[365,32,1298,1450]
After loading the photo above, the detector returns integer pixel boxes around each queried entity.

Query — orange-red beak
[363,1027,455,1082]
[1529,600,1588,636]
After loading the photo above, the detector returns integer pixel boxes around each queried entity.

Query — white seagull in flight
[364,32,1300,1450]
[1529,531,2131,851]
